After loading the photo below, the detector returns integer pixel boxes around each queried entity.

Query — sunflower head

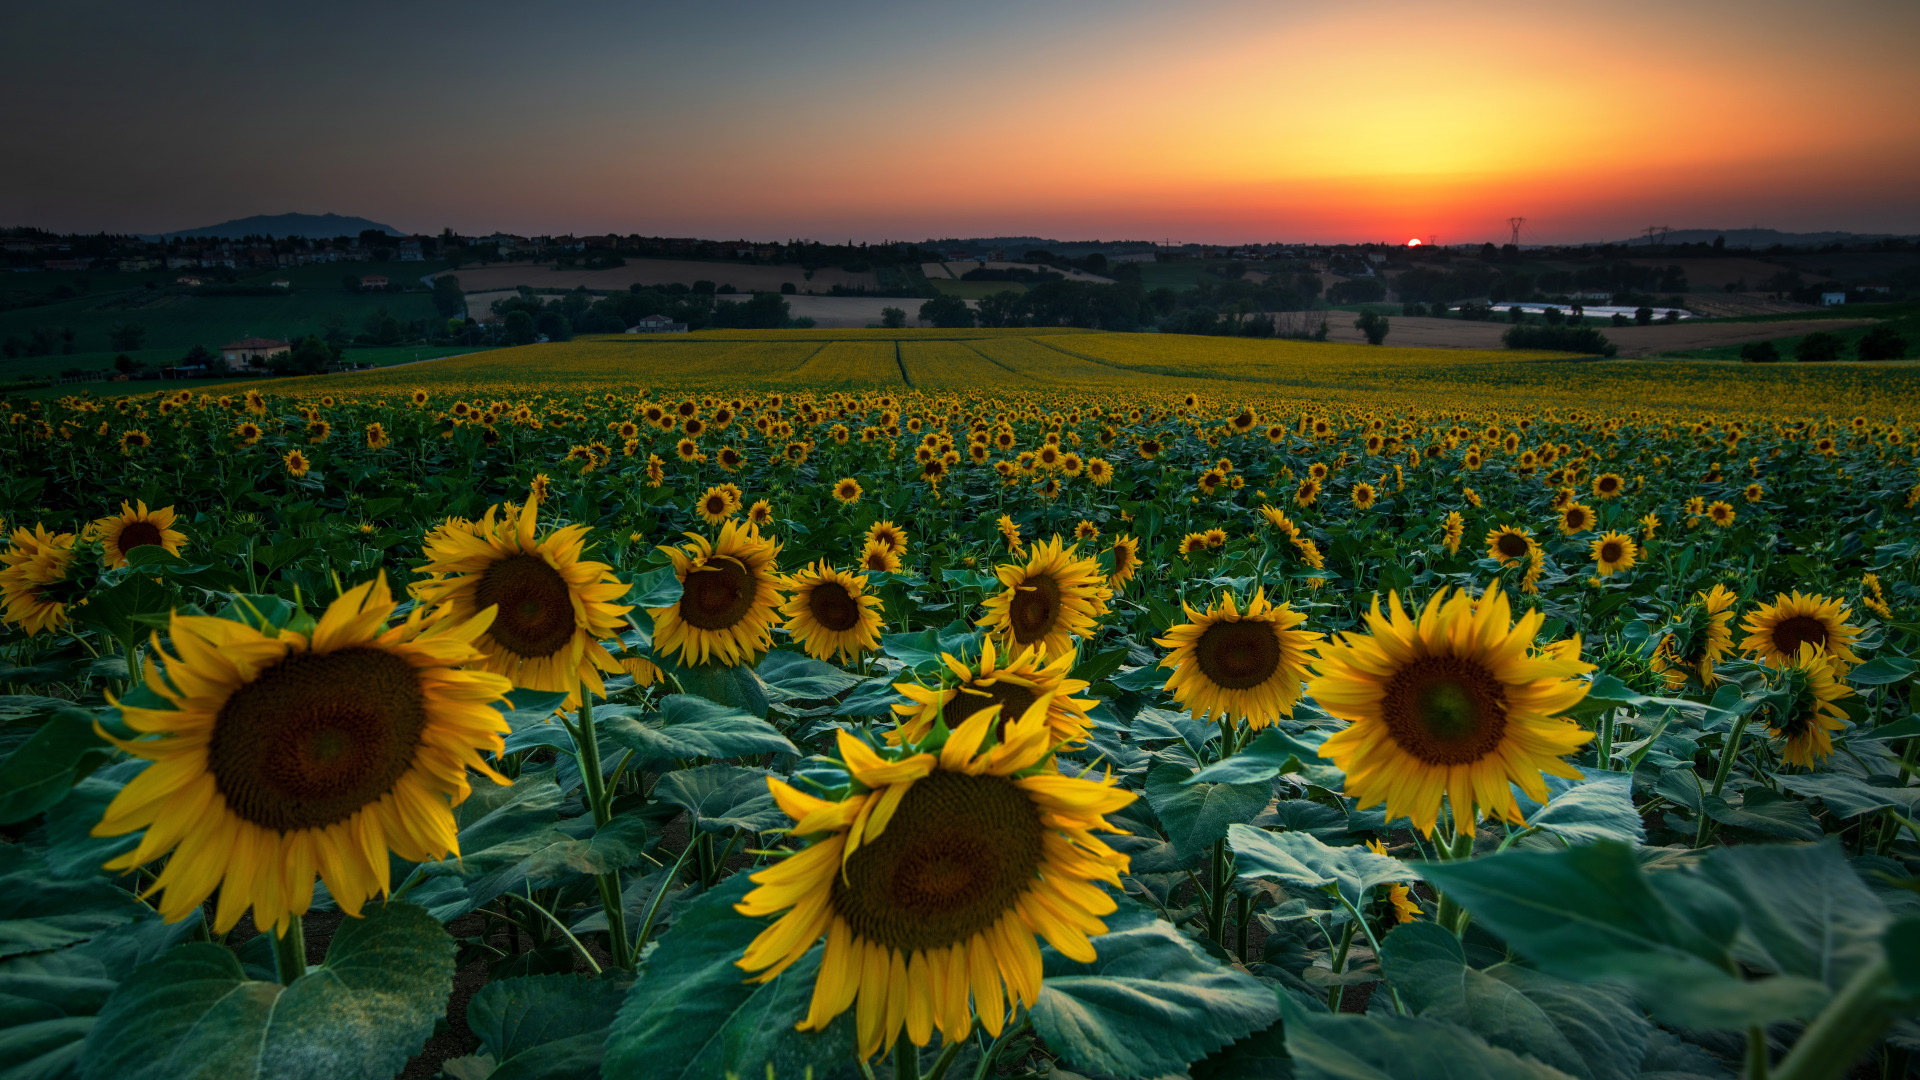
[1741,590,1862,674]
[976,535,1111,662]
[650,520,785,667]
[91,576,512,934]
[1768,643,1852,769]
[1485,525,1534,566]
[91,500,186,568]
[1558,502,1593,534]
[865,520,908,556]
[737,697,1134,1059]
[0,524,80,635]
[1155,588,1319,729]
[1105,534,1140,587]
[1313,588,1594,836]
[697,485,737,527]
[891,635,1097,746]
[833,477,863,505]
[1589,531,1638,577]
[779,561,884,663]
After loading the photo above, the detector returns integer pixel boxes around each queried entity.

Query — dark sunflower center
[706,496,726,515]
[1496,532,1529,558]
[1007,574,1063,644]
[831,772,1043,953]
[807,581,861,632]
[1113,544,1133,575]
[117,521,164,552]
[941,680,1039,735]
[1599,477,1619,492]
[474,554,578,659]
[1566,510,1588,529]
[1380,655,1509,765]
[680,558,755,631]
[1600,541,1624,563]
[1770,615,1827,654]
[208,647,428,831]
[1195,619,1282,689]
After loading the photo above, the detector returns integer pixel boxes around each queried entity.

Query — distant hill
[150,213,403,240]
[1606,228,1908,249]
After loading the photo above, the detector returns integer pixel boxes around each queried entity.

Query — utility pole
[1642,225,1670,247]
[1507,217,1525,246]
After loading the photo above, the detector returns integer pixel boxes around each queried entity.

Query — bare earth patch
[1321,315,1878,356]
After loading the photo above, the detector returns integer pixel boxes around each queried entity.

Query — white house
[1820,292,1847,306]
[627,314,688,334]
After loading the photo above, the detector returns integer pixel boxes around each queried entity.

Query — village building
[221,337,291,369]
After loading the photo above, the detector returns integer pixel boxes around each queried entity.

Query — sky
[4,0,1918,245]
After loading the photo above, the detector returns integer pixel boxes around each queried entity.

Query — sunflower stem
[1695,713,1754,848]
[1434,828,1475,935]
[1768,957,1896,1080]
[271,915,306,986]
[893,1030,920,1080]
[1326,918,1358,1013]
[922,1036,966,1080]
[1746,1025,1770,1080]
[573,697,633,969]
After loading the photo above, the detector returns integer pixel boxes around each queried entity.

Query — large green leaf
[1378,920,1650,1080]
[68,575,176,643]
[463,973,632,1080]
[43,770,142,879]
[1032,899,1281,1079]
[1186,728,1336,788]
[1229,824,1417,908]
[1699,787,1822,842]
[0,709,110,825]
[624,565,684,609]
[401,771,568,921]
[0,910,195,1080]
[600,695,796,766]
[78,901,453,1080]
[674,661,770,718]
[1692,841,1888,991]
[1280,995,1577,1080]
[1145,763,1270,863]
[1421,842,1829,1029]
[0,848,150,961]
[651,765,785,835]
[602,876,853,1080]
[1772,773,1906,819]
[756,650,863,702]
[1523,770,1644,846]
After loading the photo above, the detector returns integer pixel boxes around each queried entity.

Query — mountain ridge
[145,212,403,241]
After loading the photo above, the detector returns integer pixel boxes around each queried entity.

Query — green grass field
[1659,304,1918,363]
[927,279,1027,300]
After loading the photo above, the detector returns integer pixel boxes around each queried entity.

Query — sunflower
[413,494,632,702]
[780,561,883,663]
[749,499,775,527]
[1105,535,1140,587]
[1155,588,1318,728]
[1312,588,1593,836]
[366,422,389,449]
[891,636,1096,746]
[1650,584,1738,690]
[859,539,902,573]
[1485,525,1534,566]
[833,478,863,505]
[1085,457,1112,485]
[1768,644,1852,769]
[90,501,186,568]
[697,485,737,527]
[1591,473,1624,499]
[90,576,513,934]
[1294,478,1320,507]
[1202,527,1228,550]
[650,520,785,667]
[1744,483,1764,503]
[0,524,79,635]
[119,429,151,453]
[977,536,1109,663]
[1740,590,1862,674]
[1707,500,1735,527]
[1589,531,1638,577]
[234,421,263,445]
[736,702,1134,1059]
[1442,511,1464,555]
[1557,501,1594,535]
[1073,519,1100,543]
[996,514,1023,551]
[866,520,908,556]
[284,449,310,478]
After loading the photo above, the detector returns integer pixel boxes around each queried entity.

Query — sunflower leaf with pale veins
[1378,919,1650,1080]
[1519,768,1646,846]
[623,564,683,609]
[756,650,864,703]
[1699,786,1823,841]
[599,695,797,767]
[652,764,785,835]
[834,675,911,717]
[602,875,854,1080]
[402,770,567,921]
[0,708,112,825]
[0,847,151,961]
[77,901,453,1080]
[1277,993,1578,1080]
[1419,841,1831,1029]
[1146,763,1271,863]
[1771,773,1913,819]
[1228,823,1418,908]
[464,972,634,1080]
[1691,840,1889,991]
[1187,728,1334,787]
[1032,898,1282,1080]
[674,662,771,718]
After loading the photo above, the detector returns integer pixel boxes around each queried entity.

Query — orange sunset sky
[5,0,1918,243]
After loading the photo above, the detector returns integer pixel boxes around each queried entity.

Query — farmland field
[4,326,1919,1080]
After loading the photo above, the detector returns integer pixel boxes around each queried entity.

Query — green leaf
[1772,773,1904,819]
[1229,824,1417,907]
[602,876,853,1080]
[403,771,567,921]
[1068,644,1132,687]
[0,848,150,961]
[1279,994,1577,1080]
[1849,657,1918,687]
[1145,764,1270,863]
[1420,842,1829,1029]
[44,772,142,879]
[1859,715,1920,741]
[674,662,770,719]
[625,565,684,609]
[497,688,572,728]
[755,650,862,703]
[78,901,453,1080]
[1032,899,1281,1079]
[465,973,632,1080]
[1692,841,1888,991]
[834,676,909,717]
[1700,787,1823,841]
[1886,917,1920,999]
[600,696,796,766]
[0,910,196,1080]
[652,765,785,835]
[1524,770,1644,846]
[1187,728,1333,787]
[0,709,110,825]
[1378,920,1650,1080]
[69,575,176,642]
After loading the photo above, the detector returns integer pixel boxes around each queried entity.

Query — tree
[1738,341,1781,363]
[779,281,797,295]
[1794,331,1845,363]
[1508,305,1525,324]
[109,324,146,351]
[972,292,1024,328]
[1354,310,1389,345]
[269,336,335,376]
[709,293,789,330]
[181,344,216,367]
[431,275,465,319]
[342,275,362,292]
[1502,324,1617,356]
[504,310,536,345]
[112,353,140,374]
[880,306,907,329]
[363,306,404,345]
[1635,305,1654,325]
[1327,278,1386,304]
[536,310,573,342]
[1857,325,1909,361]
[919,294,975,329]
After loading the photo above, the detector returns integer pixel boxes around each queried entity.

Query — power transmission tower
[1643,225,1671,247]
[1507,217,1525,246]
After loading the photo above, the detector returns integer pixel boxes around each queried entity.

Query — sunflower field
[3,332,1919,1080]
